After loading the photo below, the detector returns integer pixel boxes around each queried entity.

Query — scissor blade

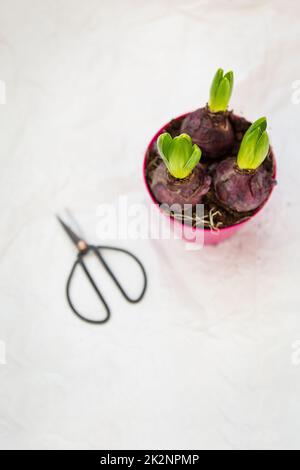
[56,215,85,248]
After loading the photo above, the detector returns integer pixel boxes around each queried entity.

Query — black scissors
[57,213,147,324]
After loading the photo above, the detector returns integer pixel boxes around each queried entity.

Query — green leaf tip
[157,132,202,179]
[237,117,270,171]
[208,68,234,113]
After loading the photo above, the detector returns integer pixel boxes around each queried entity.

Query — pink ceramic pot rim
[143,112,277,233]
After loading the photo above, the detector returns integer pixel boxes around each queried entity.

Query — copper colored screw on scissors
[57,213,147,324]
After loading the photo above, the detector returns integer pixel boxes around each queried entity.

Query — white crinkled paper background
[0,0,300,450]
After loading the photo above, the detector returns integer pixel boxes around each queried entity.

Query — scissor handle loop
[66,249,110,324]
[93,245,147,303]
[65,246,147,324]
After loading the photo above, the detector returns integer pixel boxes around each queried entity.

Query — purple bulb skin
[150,162,211,207]
[214,157,274,213]
[180,107,234,159]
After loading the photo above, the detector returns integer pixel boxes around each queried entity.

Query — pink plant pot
[143,113,277,246]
